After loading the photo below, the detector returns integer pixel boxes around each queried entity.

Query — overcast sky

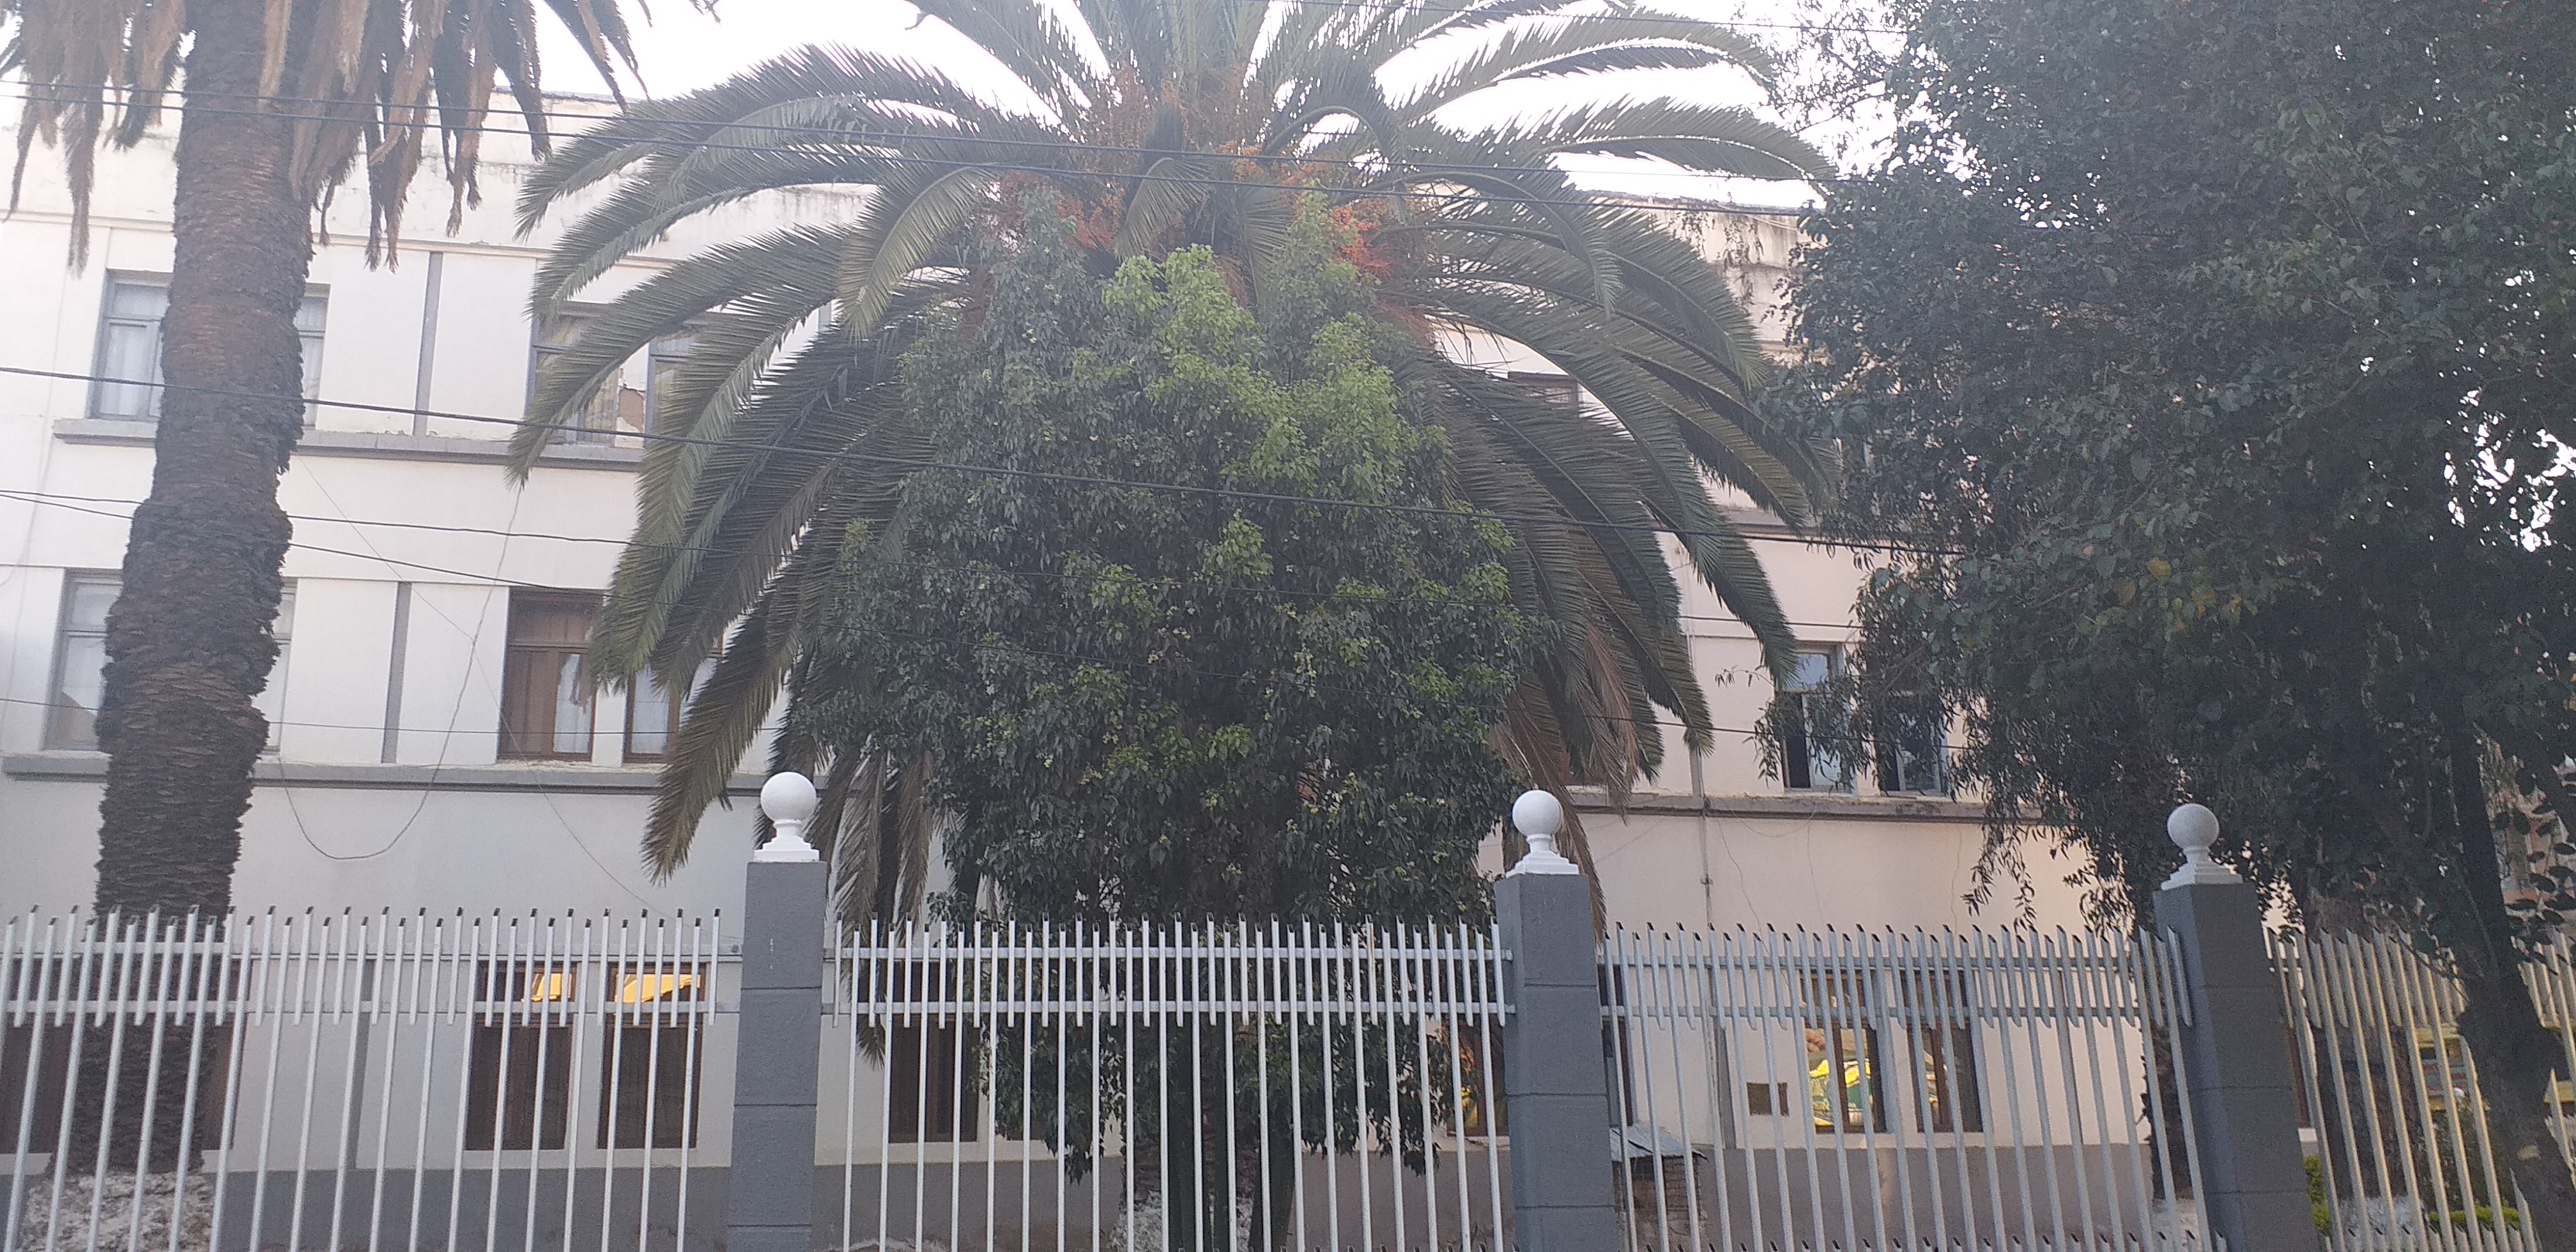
[532,0,1845,209]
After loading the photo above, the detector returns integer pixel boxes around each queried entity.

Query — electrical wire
[34,80,1854,192]
[0,89,1846,217]
[3,501,1900,744]
[0,485,1874,632]
[6,364,1938,555]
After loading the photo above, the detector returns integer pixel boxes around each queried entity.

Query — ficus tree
[1770,0,2576,1228]
[799,200,1517,1247]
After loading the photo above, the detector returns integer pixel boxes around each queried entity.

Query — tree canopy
[801,202,1523,926]
[501,0,1837,876]
[1774,0,2576,1221]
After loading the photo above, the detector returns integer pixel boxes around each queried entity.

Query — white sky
[532,0,1842,210]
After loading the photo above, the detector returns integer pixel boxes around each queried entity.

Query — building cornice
[55,418,643,470]
[4,752,759,795]
[1570,789,1982,824]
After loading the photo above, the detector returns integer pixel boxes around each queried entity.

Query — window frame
[622,648,718,763]
[530,308,678,445]
[498,590,604,762]
[1780,968,1984,1137]
[45,572,117,751]
[1777,648,1854,793]
[47,573,290,753]
[89,275,326,424]
[640,327,700,436]
[1872,699,1950,797]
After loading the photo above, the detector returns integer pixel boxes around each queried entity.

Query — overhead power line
[6,364,1929,556]
[0,485,1872,633]
[47,79,1852,188]
[0,89,1846,215]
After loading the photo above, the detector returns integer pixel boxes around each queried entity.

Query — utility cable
[4,364,1935,555]
[35,80,1857,190]
[0,90,1845,215]
[0,485,1875,632]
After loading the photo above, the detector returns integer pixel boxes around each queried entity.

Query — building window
[500,591,601,760]
[1508,370,1583,413]
[1873,700,1949,795]
[464,963,705,1152]
[624,650,717,761]
[93,277,325,422]
[49,575,292,752]
[599,966,705,1149]
[1805,970,1885,1133]
[1797,970,1982,1135]
[530,313,632,443]
[889,1022,981,1142]
[1777,651,1852,792]
[466,963,577,1151]
[642,329,697,435]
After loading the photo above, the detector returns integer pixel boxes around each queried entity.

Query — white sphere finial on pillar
[2161,802,2239,889]
[754,772,822,863]
[1505,789,1580,877]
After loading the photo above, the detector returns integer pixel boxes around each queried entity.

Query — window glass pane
[298,294,327,405]
[65,578,118,633]
[534,314,590,349]
[627,678,673,758]
[1786,652,1832,692]
[107,281,169,320]
[96,319,162,418]
[52,635,107,749]
[550,654,593,756]
[510,603,596,647]
[626,654,714,759]
[644,333,695,435]
[51,575,118,749]
[254,586,295,751]
[1780,650,1848,792]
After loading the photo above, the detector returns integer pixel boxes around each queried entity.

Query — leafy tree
[9,0,666,917]
[804,201,1522,927]
[501,0,1840,881]
[805,203,1513,1249]
[1773,0,2576,1226]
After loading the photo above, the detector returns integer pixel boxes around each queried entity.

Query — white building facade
[0,111,2090,931]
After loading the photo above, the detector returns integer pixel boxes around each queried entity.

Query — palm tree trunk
[92,0,305,919]
[75,0,304,1177]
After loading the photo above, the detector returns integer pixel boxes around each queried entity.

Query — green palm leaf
[518,0,1833,874]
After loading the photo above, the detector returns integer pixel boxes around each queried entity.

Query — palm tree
[10,0,663,917]
[509,0,1836,903]
[11,0,666,1181]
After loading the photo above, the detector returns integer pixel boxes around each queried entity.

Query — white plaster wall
[0,112,2083,935]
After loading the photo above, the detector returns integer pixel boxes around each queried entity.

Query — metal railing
[2,910,728,1252]
[827,920,1514,1252]
[1599,926,2212,1251]
[2275,930,2559,1252]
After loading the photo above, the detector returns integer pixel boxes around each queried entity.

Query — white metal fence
[3,911,728,1252]
[826,921,1513,1252]
[1599,927,2212,1252]
[2275,931,2563,1252]
[34,910,2465,1252]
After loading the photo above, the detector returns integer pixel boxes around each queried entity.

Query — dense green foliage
[504,0,1838,877]
[800,206,1523,924]
[1774,0,2576,1221]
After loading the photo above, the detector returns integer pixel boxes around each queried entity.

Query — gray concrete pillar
[2155,802,2319,1252]
[1495,790,1621,1252]
[725,773,828,1252]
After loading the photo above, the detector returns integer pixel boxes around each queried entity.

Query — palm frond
[512,0,1831,871]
